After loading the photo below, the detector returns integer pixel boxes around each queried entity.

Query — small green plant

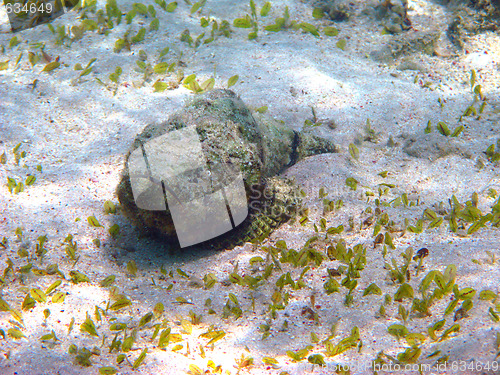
[64,234,79,263]
[13,142,26,166]
[264,5,293,32]
[435,121,463,137]
[348,143,359,160]
[114,34,132,52]
[233,0,260,39]
[485,144,500,162]
[458,69,488,121]
[336,39,347,50]
[182,74,215,94]
[99,66,123,95]
[227,74,239,88]
[4,144,40,194]
[0,60,9,70]
[73,58,97,84]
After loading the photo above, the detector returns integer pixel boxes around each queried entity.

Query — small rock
[370,31,440,63]
[402,132,470,161]
[187,276,204,288]
[446,0,500,49]
[397,59,427,73]
[309,0,351,21]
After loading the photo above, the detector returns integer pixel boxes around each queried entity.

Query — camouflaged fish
[116,89,336,249]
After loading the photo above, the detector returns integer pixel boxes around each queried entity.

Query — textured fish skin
[116,89,336,249]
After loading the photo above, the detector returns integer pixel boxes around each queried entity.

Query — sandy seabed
[1,0,500,374]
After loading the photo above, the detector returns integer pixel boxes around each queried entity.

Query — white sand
[1,0,500,374]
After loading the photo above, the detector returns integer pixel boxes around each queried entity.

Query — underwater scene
[0,0,500,374]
